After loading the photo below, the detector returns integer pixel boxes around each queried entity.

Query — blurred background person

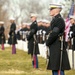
[8,17,17,54]
[27,13,40,68]
[0,21,6,50]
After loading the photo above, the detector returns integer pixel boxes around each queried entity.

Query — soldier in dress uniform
[37,20,42,43]
[8,17,17,54]
[16,25,21,40]
[42,19,50,43]
[0,21,5,50]
[27,13,40,68]
[19,23,24,40]
[22,23,30,41]
[25,23,30,41]
[46,4,70,75]
[37,20,43,43]
[45,20,51,41]
[68,15,75,69]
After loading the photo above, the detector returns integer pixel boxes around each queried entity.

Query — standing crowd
[1,3,75,75]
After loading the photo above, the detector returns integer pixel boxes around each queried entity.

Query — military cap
[42,19,50,23]
[49,3,62,10]
[69,15,75,20]
[22,22,27,25]
[0,21,4,24]
[37,19,42,22]
[9,17,15,20]
[27,23,31,26]
[30,13,37,17]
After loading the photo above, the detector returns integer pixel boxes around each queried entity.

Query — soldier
[22,23,30,41]
[37,20,43,43]
[27,13,40,68]
[42,19,50,43]
[0,21,5,50]
[8,17,17,54]
[16,25,21,40]
[46,4,70,75]
[19,23,24,40]
[44,20,51,41]
[37,20,42,43]
[68,15,75,69]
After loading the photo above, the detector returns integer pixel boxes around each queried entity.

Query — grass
[0,47,74,75]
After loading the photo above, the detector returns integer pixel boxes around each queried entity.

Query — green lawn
[0,47,74,75]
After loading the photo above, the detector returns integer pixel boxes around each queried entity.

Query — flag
[58,1,75,75]
[65,1,74,42]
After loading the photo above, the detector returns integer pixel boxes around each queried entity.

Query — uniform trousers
[52,70,64,75]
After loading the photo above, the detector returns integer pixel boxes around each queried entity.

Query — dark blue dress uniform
[68,23,75,69]
[8,22,17,45]
[8,22,17,54]
[27,20,39,55]
[19,27,29,41]
[46,14,70,71]
[0,25,6,50]
[37,25,44,43]
[16,28,21,40]
[69,24,75,51]
[27,20,39,68]
[0,25,5,44]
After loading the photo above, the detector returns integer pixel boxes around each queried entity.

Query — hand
[8,34,10,38]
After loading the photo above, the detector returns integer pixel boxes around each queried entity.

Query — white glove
[8,34,10,38]
[69,31,73,38]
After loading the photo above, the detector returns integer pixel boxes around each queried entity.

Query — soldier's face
[70,18,75,24]
[38,22,41,26]
[46,23,50,27]
[10,20,14,23]
[50,8,60,16]
[31,16,36,22]
[50,9,55,16]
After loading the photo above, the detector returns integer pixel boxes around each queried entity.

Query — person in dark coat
[37,20,43,43]
[8,17,17,54]
[46,4,70,75]
[0,21,6,50]
[16,25,21,40]
[21,23,29,41]
[27,13,40,68]
[37,21,44,44]
[68,15,75,69]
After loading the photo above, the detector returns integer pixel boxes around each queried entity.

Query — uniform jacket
[27,20,39,55]
[46,14,70,70]
[8,22,17,45]
[69,24,75,50]
[0,26,5,44]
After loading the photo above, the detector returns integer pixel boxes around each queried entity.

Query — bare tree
[8,0,51,23]
[60,0,73,18]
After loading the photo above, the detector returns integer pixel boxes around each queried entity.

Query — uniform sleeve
[27,23,37,41]
[46,18,65,46]
[11,23,16,32]
[9,23,16,35]
[68,26,73,38]
[1,26,4,33]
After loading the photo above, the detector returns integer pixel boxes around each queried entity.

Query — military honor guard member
[37,20,42,43]
[37,20,43,44]
[46,4,70,75]
[15,25,20,40]
[0,21,5,50]
[8,17,17,54]
[68,15,75,69]
[27,13,40,68]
